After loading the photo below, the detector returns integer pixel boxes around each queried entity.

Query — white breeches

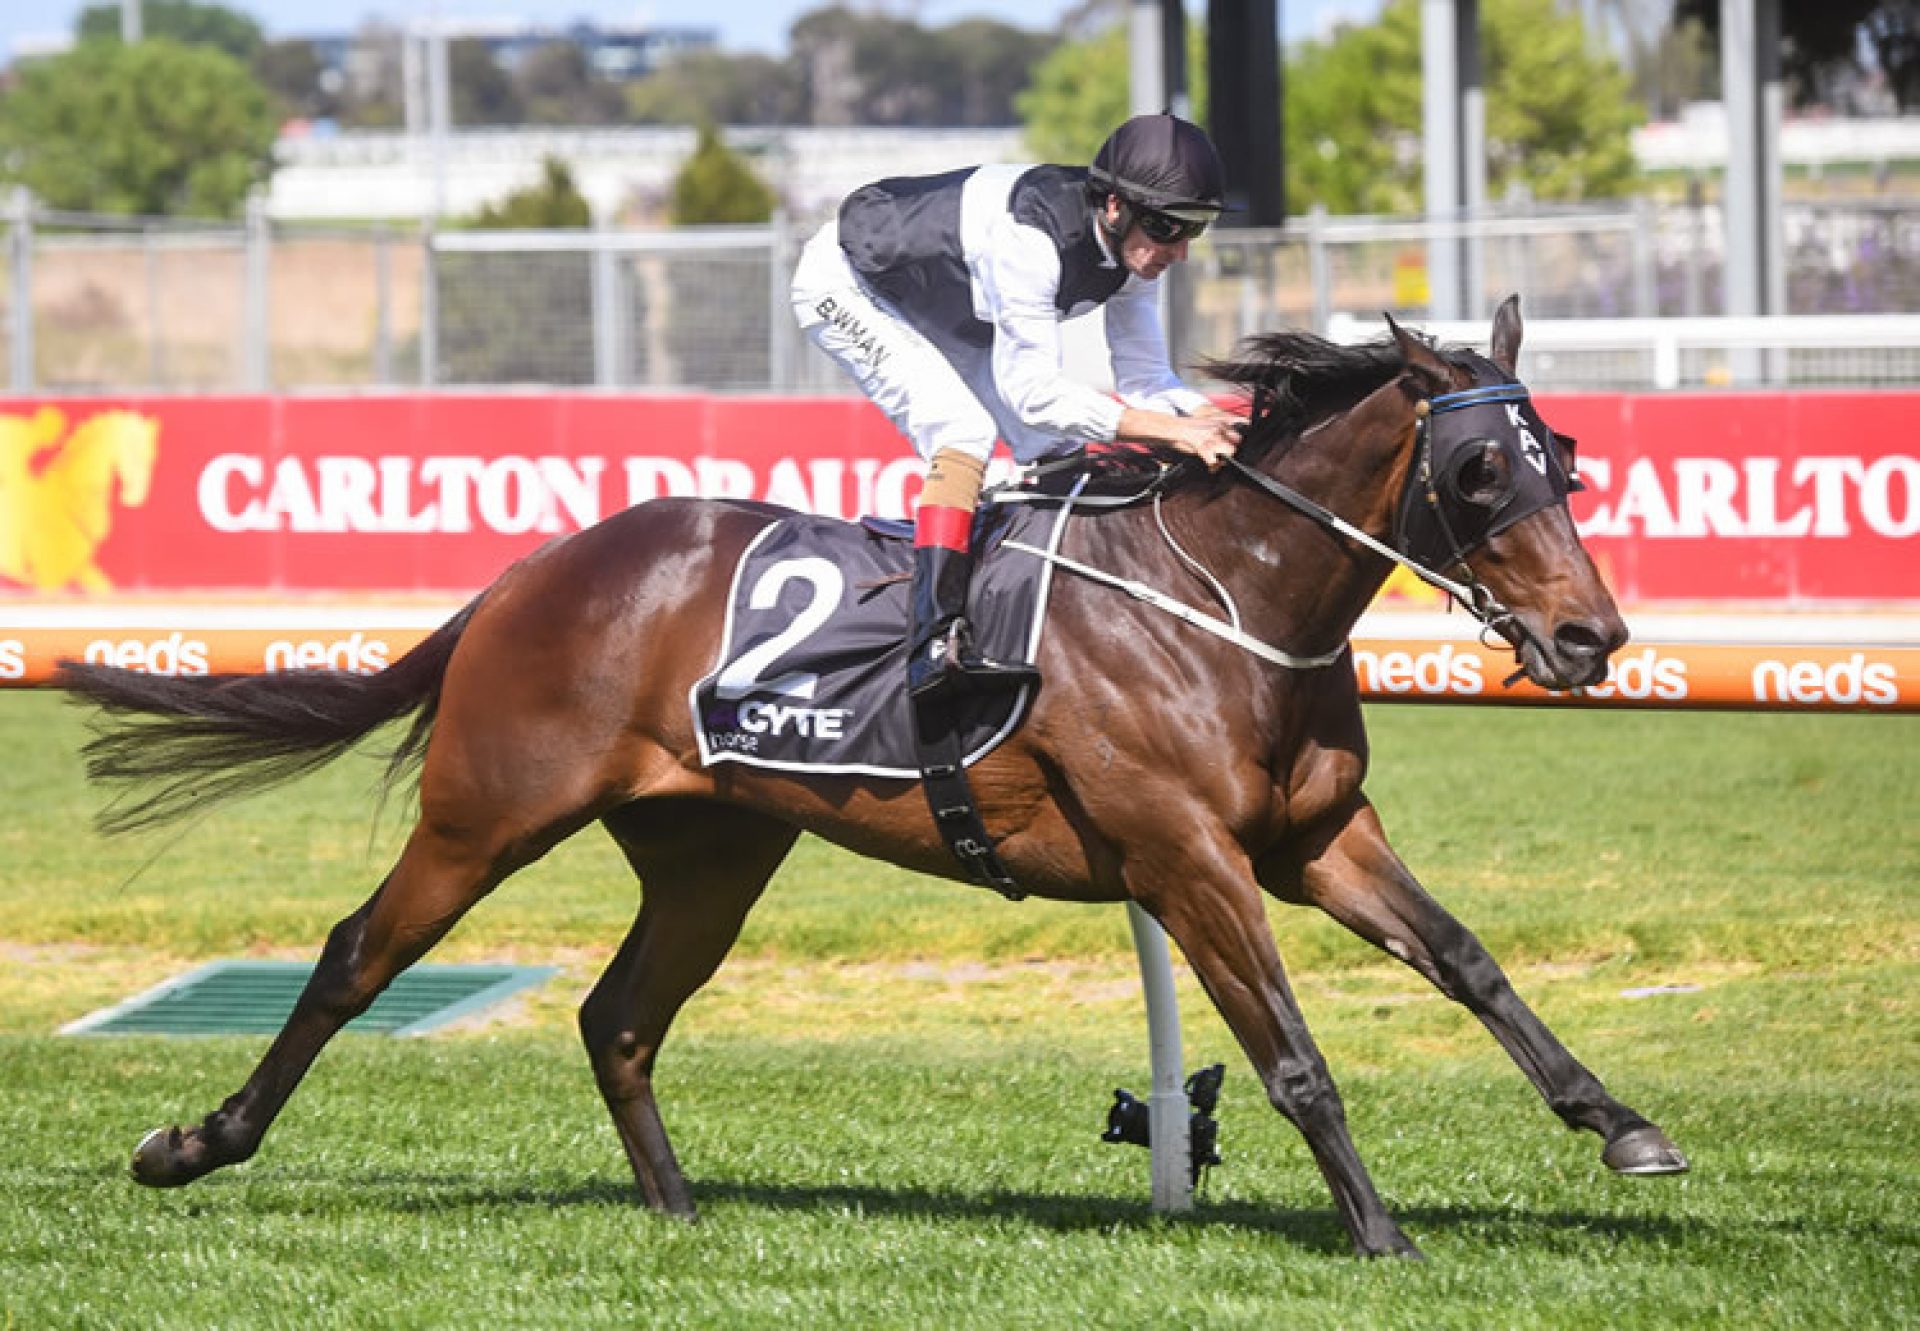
[791,222,1012,466]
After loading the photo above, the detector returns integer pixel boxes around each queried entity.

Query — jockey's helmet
[1089,114,1227,240]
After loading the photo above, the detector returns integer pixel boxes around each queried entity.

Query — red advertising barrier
[4,618,1917,711]
[1,390,1914,602]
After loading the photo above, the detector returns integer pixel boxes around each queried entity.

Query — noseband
[1224,369,1580,659]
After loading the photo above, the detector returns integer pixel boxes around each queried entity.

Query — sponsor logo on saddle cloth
[690,502,1071,777]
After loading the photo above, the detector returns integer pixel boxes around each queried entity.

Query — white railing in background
[1326,313,1920,390]
[7,194,1919,396]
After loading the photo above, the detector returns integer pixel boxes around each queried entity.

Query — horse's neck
[1149,402,1413,655]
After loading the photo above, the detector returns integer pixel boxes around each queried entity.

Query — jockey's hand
[1171,414,1243,471]
[1113,404,1245,472]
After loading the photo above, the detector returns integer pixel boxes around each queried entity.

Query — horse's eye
[1453,440,1509,504]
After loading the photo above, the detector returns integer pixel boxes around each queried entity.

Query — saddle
[690,455,1157,896]
[691,500,1070,773]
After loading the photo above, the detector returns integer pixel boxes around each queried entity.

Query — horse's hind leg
[581,799,799,1218]
[1265,796,1687,1175]
[131,812,551,1188]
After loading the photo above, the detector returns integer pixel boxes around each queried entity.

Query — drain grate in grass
[61,961,558,1037]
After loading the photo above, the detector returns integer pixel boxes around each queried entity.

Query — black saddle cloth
[691,501,1068,777]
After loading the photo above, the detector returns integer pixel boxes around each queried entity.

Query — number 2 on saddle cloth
[689,497,1080,898]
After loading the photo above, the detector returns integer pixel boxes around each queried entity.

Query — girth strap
[913,697,1024,900]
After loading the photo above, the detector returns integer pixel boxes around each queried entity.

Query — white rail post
[7,187,31,393]
[1124,0,1193,1214]
[242,187,272,392]
[1127,902,1192,1213]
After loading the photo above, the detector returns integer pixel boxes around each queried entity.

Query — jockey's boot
[906,544,1040,703]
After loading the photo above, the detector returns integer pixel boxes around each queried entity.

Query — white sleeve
[1103,277,1212,416]
[978,218,1126,443]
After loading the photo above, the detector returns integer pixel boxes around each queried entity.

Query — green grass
[0,692,1914,1327]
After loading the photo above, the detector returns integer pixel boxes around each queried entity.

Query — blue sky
[5,1,1384,63]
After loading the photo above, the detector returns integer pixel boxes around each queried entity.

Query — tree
[470,157,593,228]
[1018,0,1636,214]
[437,158,594,385]
[1286,0,1641,212]
[626,51,803,126]
[0,38,276,217]
[1627,14,1717,121]
[76,0,263,62]
[1476,0,1642,201]
[938,19,1059,125]
[335,21,406,129]
[252,39,337,122]
[451,39,525,126]
[1015,19,1208,163]
[1680,0,1920,112]
[513,41,626,126]
[670,125,776,226]
[790,5,1055,127]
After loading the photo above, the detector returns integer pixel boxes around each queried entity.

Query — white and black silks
[792,163,1211,465]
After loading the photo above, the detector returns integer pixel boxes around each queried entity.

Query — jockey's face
[1102,195,1191,281]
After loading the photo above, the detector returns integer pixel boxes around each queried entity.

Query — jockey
[791,112,1245,704]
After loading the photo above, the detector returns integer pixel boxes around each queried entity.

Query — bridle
[1000,368,1582,678]
[1224,369,1581,665]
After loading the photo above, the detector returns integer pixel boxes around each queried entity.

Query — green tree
[469,157,593,228]
[790,5,1054,126]
[1019,0,1639,214]
[1289,0,1641,212]
[1677,0,1920,111]
[513,41,626,126]
[438,158,594,385]
[942,19,1059,126]
[252,38,336,121]
[1015,19,1208,163]
[670,125,776,225]
[451,39,526,126]
[76,0,263,61]
[0,38,276,216]
[626,51,803,126]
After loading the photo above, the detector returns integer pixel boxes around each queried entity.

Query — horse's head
[1386,296,1626,690]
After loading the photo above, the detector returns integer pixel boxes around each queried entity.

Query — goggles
[1134,207,1211,245]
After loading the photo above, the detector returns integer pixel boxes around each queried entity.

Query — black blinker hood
[1392,357,1579,570]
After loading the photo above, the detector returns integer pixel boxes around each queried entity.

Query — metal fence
[6,188,1919,396]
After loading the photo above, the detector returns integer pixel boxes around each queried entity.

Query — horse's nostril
[1554,621,1613,659]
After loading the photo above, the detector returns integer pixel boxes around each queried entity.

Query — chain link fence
[4,189,1918,395]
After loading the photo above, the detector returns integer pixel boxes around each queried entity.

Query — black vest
[837,165,1130,365]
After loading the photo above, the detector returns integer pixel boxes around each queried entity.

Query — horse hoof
[1603,1125,1689,1176]
[1355,1222,1424,1259]
[130,1126,199,1188]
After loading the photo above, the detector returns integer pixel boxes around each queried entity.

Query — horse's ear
[1489,294,1523,376]
[1386,312,1451,397]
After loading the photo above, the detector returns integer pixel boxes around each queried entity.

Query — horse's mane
[1040,327,1457,496]
[1201,330,1411,468]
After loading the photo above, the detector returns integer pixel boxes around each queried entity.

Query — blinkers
[1392,355,1582,571]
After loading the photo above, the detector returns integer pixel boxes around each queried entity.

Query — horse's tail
[56,599,480,836]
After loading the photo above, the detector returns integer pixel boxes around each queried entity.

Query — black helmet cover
[1089,114,1227,221]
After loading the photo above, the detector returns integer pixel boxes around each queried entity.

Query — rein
[1222,453,1488,615]
[1004,380,1562,676]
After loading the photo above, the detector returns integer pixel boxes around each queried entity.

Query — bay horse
[59,297,1685,1259]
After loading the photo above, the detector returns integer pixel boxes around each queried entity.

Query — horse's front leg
[1263,796,1687,1176]
[1132,833,1420,1258]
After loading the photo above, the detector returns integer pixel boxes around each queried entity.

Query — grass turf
[0,692,1914,1327]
